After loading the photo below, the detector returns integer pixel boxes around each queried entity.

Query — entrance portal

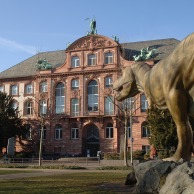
[85,125,100,157]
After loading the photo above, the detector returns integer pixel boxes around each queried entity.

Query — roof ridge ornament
[35,59,52,71]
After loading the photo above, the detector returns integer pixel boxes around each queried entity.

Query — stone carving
[133,47,157,61]
[36,59,52,70]
[67,36,116,51]
[113,33,194,161]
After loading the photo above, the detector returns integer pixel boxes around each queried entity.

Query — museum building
[0,30,180,157]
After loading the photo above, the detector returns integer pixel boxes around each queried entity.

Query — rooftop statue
[86,18,97,35]
[112,35,119,43]
[113,32,194,161]
[133,47,157,61]
[36,59,52,71]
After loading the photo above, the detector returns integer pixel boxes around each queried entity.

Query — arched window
[105,96,114,115]
[55,124,62,140]
[88,54,96,66]
[25,83,33,94]
[106,123,113,138]
[142,122,150,137]
[71,98,79,116]
[71,123,79,139]
[71,56,80,67]
[55,83,65,114]
[71,79,79,90]
[105,76,112,87]
[87,80,98,111]
[105,52,113,64]
[11,85,18,95]
[40,81,47,92]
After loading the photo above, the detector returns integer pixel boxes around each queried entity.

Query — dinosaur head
[113,66,139,101]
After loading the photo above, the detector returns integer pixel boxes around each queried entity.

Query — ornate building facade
[0,32,180,157]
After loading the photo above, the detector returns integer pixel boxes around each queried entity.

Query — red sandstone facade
[0,34,168,157]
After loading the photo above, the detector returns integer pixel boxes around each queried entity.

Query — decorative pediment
[66,35,118,51]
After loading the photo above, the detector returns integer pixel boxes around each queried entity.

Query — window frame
[71,98,79,116]
[71,56,80,68]
[104,52,113,64]
[142,124,150,138]
[40,81,47,93]
[105,96,114,115]
[105,76,113,88]
[25,101,33,115]
[55,83,65,114]
[71,127,79,139]
[88,54,96,66]
[11,85,18,96]
[141,94,148,112]
[71,79,79,90]
[55,124,63,140]
[39,100,47,115]
[105,123,113,138]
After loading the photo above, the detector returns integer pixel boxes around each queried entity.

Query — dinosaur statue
[113,32,194,161]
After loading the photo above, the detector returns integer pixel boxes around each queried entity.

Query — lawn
[0,170,33,175]
[0,171,130,194]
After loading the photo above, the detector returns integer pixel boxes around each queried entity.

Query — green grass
[0,171,129,194]
[0,170,33,175]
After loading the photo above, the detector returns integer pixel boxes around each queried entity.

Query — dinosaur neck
[131,62,151,92]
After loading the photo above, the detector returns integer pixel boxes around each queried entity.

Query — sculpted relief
[113,33,194,161]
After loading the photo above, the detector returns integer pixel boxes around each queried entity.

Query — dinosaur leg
[165,90,193,161]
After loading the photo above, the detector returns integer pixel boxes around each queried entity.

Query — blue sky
[0,0,194,72]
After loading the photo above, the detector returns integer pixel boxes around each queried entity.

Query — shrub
[103,153,120,160]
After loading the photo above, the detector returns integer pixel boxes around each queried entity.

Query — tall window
[124,97,136,110]
[71,123,79,139]
[25,101,33,115]
[105,76,112,88]
[105,96,114,115]
[25,84,33,94]
[71,56,80,67]
[39,125,47,140]
[11,85,18,95]
[12,101,18,110]
[40,100,47,115]
[142,123,150,137]
[55,124,62,140]
[105,52,113,64]
[142,145,150,154]
[141,94,148,112]
[0,85,4,93]
[106,123,113,138]
[55,83,65,114]
[40,81,47,92]
[23,124,32,140]
[71,98,79,116]
[88,54,96,66]
[87,80,98,111]
[71,79,79,90]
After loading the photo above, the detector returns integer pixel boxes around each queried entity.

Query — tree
[146,107,178,152]
[0,92,25,153]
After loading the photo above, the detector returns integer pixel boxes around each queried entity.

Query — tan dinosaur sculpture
[113,33,194,161]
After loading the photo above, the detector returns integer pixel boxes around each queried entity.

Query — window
[105,76,112,87]
[87,80,98,111]
[71,79,79,90]
[106,123,113,138]
[142,145,150,154]
[0,85,4,93]
[71,124,79,139]
[123,97,136,110]
[105,52,113,64]
[142,123,150,137]
[11,85,18,95]
[25,84,33,94]
[40,81,47,92]
[25,101,33,115]
[39,125,47,140]
[105,96,114,115]
[71,56,80,67]
[40,100,47,115]
[12,101,18,110]
[55,83,65,114]
[23,124,32,140]
[141,94,148,112]
[71,98,79,116]
[55,124,62,140]
[88,54,96,66]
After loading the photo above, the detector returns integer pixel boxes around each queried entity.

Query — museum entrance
[85,125,100,157]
